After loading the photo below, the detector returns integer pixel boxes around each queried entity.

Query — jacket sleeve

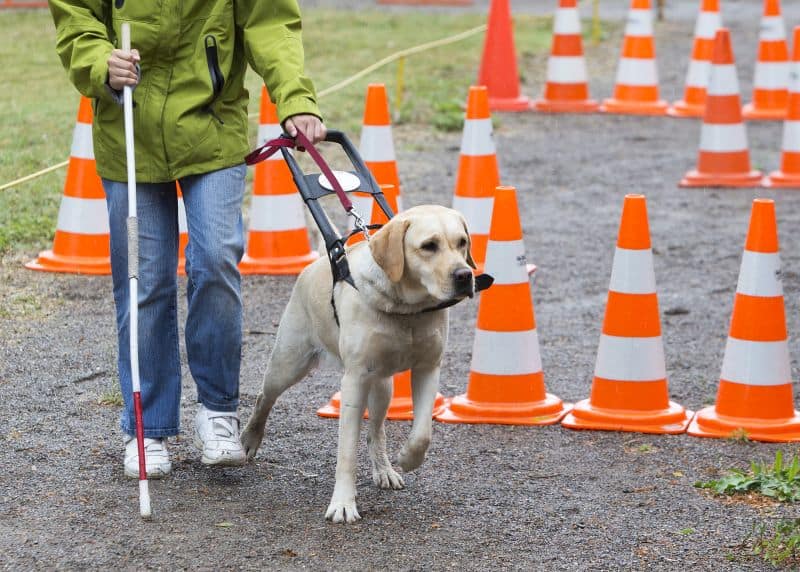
[235,0,322,124]
[49,0,116,101]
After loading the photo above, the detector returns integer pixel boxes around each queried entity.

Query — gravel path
[3,1,800,570]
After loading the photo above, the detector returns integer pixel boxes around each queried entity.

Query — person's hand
[284,114,327,148]
[107,49,140,91]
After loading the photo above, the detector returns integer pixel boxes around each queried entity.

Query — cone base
[434,394,571,426]
[688,406,800,442]
[561,399,692,435]
[239,251,319,276]
[667,100,704,118]
[25,250,111,275]
[488,95,533,113]
[679,170,764,188]
[763,171,800,189]
[600,98,669,116]
[532,98,599,113]
[316,391,446,421]
[742,104,786,121]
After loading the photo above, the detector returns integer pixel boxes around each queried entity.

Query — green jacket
[50,0,321,182]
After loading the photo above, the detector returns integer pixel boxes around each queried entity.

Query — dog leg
[240,319,317,459]
[325,372,368,524]
[397,366,439,473]
[367,377,405,491]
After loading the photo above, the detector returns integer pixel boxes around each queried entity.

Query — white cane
[121,22,152,519]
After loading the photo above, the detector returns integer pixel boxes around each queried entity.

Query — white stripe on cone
[753,62,790,90]
[699,123,748,153]
[56,196,109,234]
[759,16,787,42]
[452,196,493,235]
[484,239,528,285]
[178,196,187,234]
[625,9,654,37]
[720,338,791,386]
[736,251,783,297]
[781,121,800,152]
[257,123,282,146]
[460,119,495,156]
[471,329,542,376]
[70,123,94,160]
[360,125,396,162]
[686,60,712,88]
[546,56,589,84]
[249,194,307,232]
[594,334,666,381]
[616,58,658,86]
[553,7,581,35]
[608,248,656,294]
[695,11,722,39]
[707,64,740,96]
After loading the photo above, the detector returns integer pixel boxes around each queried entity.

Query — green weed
[748,518,800,568]
[695,451,800,503]
[98,388,123,407]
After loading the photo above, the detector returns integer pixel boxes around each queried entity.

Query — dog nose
[453,267,474,295]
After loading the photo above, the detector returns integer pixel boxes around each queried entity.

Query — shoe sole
[193,432,246,467]
[124,466,171,480]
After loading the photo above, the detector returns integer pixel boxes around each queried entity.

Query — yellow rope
[0,161,69,192]
[1,24,486,192]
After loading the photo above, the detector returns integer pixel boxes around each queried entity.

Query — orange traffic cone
[764,27,800,188]
[478,0,531,112]
[562,195,692,434]
[318,369,448,421]
[436,186,570,425]
[239,87,318,275]
[601,0,668,115]
[689,199,800,442]
[743,0,789,120]
[451,86,499,271]
[26,97,111,275]
[177,183,188,276]
[669,0,723,118]
[533,0,598,113]
[348,84,404,242]
[680,29,763,187]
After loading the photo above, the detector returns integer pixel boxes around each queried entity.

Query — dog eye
[458,237,468,248]
[421,241,439,253]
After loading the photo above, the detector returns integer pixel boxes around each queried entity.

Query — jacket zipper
[204,34,225,125]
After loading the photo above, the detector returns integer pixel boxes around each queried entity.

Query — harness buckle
[348,209,371,242]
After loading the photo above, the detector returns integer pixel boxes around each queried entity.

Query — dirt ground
[3,0,800,570]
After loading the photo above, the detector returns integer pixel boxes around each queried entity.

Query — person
[49,0,326,478]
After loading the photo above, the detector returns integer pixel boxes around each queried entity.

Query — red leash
[245,131,355,213]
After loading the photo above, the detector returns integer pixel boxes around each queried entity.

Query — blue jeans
[104,164,246,438]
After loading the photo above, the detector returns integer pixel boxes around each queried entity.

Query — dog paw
[372,466,405,490]
[239,426,264,460]
[325,497,361,524]
[397,443,427,473]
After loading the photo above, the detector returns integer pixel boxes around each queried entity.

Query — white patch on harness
[319,170,361,192]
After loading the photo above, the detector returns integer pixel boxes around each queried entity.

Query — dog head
[369,205,476,302]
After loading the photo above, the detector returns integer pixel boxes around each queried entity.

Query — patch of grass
[0,9,555,259]
[695,451,800,503]
[748,519,800,568]
[98,387,123,407]
[727,427,751,443]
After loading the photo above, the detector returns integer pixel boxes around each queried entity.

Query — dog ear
[370,218,410,282]
[461,219,477,269]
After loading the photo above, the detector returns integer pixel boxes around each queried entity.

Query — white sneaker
[194,405,246,466]
[123,436,171,479]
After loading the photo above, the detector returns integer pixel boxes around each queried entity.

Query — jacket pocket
[204,35,225,124]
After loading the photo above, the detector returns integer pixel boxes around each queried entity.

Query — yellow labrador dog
[241,205,475,523]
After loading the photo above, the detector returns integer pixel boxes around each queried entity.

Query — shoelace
[208,414,239,440]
